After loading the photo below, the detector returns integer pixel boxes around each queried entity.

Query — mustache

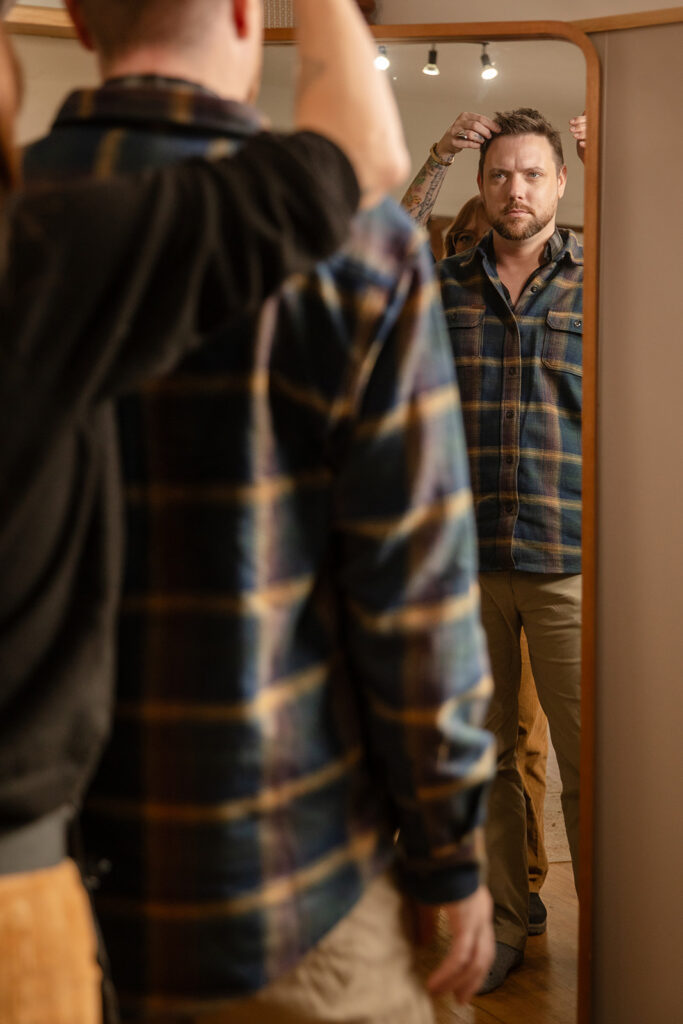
[502,204,533,214]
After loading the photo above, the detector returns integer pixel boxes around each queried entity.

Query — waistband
[0,807,70,875]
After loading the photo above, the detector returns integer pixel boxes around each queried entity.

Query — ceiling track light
[374,45,390,71]
[480,42,498,80]
[422,45,440,77]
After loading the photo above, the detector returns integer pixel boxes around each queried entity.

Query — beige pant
[480,572,581,951]
[0,859,102,1024]
[152,875,434,1024]
[518,631,550,893]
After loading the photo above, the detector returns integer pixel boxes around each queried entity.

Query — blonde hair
[444,195,486,258]
[0,26,21,199]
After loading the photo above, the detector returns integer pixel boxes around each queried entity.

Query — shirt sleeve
[0,130,358,510]
[332,234,495,905]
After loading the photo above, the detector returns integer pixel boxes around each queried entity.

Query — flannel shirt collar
[466,226,583,274]
[53,75,264,139]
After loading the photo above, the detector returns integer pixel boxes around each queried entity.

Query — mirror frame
[362,25,599,1024]
[6,8,603,1023]
[277,23,601,1024]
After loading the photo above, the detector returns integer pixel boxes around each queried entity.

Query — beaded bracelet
[429,142,455,167]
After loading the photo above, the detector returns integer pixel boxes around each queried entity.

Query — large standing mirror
[258,22,598,1024]
[7,9,599,1024]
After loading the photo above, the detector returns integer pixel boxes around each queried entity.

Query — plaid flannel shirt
[437,230,583,573]
[24,79,493,1011]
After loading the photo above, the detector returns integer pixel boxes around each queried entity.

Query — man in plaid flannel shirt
[24,0,496,1020]
[435,108,583,993]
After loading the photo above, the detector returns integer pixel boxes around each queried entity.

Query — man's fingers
[426,934,473,994]
[453,112,500,142]
[429,933,493,1002]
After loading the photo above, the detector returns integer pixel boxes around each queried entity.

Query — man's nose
[507,173,525,198]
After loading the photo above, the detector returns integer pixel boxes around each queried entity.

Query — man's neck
[101,48,249,104]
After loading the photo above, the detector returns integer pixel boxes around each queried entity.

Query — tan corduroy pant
[138,874,435,1024]
[0,859,102,1024]
[479,571,581,951]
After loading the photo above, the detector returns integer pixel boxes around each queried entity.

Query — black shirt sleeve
[0,130,358,508]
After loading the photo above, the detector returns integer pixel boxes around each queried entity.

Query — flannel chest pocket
[542,310,583,377]
[446,307,485,362]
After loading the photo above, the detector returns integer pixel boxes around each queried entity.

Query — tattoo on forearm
[297,56,327,97]
[400,159,449,226]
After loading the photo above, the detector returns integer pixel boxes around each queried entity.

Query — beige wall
[379,0,683,22]
[591,21,683,1024]
[13,35,97,145]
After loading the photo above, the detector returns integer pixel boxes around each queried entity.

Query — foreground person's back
[27,98,494,1020]
[22,0,495,1015]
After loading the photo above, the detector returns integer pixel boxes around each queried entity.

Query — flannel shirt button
[505,455,514,465]
[505,409,514,419]
[573,319,582,328]
[508,367,517,376]
[531,285,540,293]
[505,504,515,514]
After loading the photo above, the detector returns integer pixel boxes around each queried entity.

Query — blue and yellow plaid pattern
[437,230,583,573]
[24,79,493,1012]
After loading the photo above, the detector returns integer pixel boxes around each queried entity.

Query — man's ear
[557,164,567,199]
[64,0,96,52]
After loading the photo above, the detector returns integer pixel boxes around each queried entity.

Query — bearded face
[478,134,566,244]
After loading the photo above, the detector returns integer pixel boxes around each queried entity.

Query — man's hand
[422,885,495,1005]
[569,112,587,164]
[434,112,500,162]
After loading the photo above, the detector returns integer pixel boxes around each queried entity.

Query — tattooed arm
[401,112,499,226]
[294,0,409,208]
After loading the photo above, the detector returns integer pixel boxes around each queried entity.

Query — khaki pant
[0,859,102,1024]
[518,631,549,893]
[480,572,581,951]
[138,875,435,1024]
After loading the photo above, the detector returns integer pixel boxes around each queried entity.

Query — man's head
[477,108,567,243]
[66,0,263,101]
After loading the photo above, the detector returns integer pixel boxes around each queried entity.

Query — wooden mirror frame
[6,8,603,1023]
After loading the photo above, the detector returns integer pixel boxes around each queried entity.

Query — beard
[488,203,555,241]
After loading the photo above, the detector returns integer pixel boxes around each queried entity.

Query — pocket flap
[546,310,582,333]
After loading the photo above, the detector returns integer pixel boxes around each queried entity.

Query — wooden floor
[416,862,578,1024]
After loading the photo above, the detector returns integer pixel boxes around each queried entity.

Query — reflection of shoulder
[435,249,483,294]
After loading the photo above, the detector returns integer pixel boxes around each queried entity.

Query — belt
[0,806,70,875]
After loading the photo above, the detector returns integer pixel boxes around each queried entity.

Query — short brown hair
[75,0,220,60]
[478,107,564,179]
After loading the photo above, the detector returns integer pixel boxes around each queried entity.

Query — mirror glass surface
[260,37,587,1024]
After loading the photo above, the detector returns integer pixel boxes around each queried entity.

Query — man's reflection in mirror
[403,107,584,994]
